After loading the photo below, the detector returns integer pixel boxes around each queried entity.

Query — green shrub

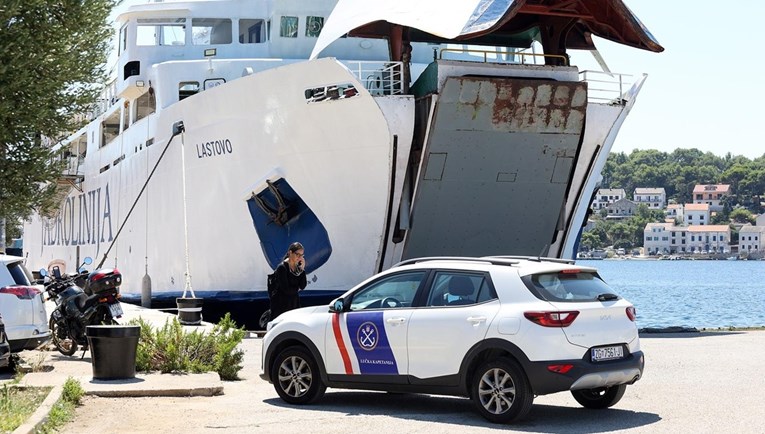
[129,313,245,380]
[61,377,84,405]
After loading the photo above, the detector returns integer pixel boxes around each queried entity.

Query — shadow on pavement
[263,391,661,432]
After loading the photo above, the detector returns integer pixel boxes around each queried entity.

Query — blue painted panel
[246,178,332,272]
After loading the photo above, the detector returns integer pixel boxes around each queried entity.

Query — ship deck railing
[578,70,634,104]
[343,60,405,96]
[439,47,635,104]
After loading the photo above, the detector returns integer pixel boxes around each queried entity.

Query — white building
[684,203,710,226]
[686,225,731,253]
[644,222,673,255]
[666,203,684,223]
[592,188,626,210]
[739,225,765,253]
[633,187,666,209]
[644,223,730,254]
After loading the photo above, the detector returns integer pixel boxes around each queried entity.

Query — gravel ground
[57,330,765,433]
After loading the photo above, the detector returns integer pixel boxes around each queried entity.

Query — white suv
[260,256,643,423]
[0,254,50,351]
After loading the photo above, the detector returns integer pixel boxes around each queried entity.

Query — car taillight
[547,364,574,374]
[524,311,579,327]
[626,306,637,321]
[0,285,42,300]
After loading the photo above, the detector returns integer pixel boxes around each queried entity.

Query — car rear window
[6,261,32,286]
[525,271,618,302]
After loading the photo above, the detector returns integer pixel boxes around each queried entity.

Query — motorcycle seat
[74,293,89,310]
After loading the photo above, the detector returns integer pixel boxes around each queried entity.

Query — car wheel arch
[265,331,327,384]
[459,338,532,397]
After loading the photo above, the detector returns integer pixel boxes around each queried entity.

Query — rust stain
[460,77,589,134]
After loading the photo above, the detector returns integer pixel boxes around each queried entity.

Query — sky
[568,0,764,160]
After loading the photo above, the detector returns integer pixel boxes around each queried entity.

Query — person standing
[269,242,307,319]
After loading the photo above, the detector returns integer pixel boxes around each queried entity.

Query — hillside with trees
[581,148,765,251]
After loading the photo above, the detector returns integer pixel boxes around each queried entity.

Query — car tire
[49,317,77,356]
[272,346,326,405]
[571,384,627,409]
[471,357,533,423]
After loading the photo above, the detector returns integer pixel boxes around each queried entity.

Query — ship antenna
[97,121,186,269]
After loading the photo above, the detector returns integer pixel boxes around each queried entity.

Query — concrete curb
[12,384,62,434]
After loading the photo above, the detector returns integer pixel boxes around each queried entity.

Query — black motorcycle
[41,257,124,356]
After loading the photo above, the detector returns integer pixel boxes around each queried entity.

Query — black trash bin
[176,297,203,325]
[86,325,140,380]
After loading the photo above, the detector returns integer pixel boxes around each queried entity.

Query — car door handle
[467,316,487,325]
[386,317,406,325]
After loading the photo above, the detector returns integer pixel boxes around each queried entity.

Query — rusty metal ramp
[402,76,587,259]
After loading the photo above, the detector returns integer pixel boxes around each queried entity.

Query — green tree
[0,0,117,225]
[579,231,601,251]
[729,208,755,224]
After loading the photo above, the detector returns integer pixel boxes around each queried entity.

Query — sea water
[577,259,765,329]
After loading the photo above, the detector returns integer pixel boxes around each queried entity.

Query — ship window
[239,19,265,43]
[179,81,200,100]
[135,88,156,122]
[122,101,130,132]
[101,110,120,148]
[137,18,186,46]
[119,24,128,55]
[280,16,298,38]
[192,18,232,45]
[305,16,323,37]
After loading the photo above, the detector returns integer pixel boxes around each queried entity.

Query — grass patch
[0,384,52,432]
[129,312,246,380]
[37,377,84,434]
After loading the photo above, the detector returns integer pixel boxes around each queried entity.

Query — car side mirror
[329,298,345,313]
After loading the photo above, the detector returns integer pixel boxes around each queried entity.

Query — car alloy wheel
[273,346,326,404]
[472,357,533,423]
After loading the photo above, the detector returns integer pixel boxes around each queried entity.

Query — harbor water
[578,259,765,329]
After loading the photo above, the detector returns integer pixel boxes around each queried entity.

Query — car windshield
[526,271,618,302]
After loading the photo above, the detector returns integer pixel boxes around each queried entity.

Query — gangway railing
[579,70,634,104]
[343,61,404,96]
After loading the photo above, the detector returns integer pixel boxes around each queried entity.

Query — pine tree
[0,0,116,248]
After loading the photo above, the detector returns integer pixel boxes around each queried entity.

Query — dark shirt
[269,261,307,319]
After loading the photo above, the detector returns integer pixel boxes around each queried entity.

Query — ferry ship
[23,0,663,328]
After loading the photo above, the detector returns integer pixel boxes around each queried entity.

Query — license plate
[108,302,123,317]
[591,345,624,362]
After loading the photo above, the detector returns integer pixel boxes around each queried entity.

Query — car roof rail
[485,255,575,265]
[393,256,521,268]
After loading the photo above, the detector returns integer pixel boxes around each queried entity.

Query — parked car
[0,315,11,370]
[0,254,50,351]
[260,256,643,423]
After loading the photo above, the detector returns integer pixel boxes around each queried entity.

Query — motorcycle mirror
[82,256,93,265]
[39,268,48,277]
